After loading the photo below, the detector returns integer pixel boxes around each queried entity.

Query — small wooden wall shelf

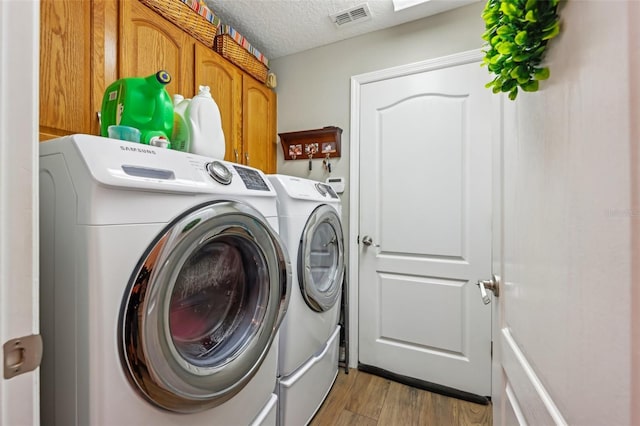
[279,126,342,161]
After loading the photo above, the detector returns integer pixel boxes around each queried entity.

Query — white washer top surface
[40,134,279,224]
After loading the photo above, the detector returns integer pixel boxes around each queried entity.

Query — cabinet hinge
[491,341,493,358]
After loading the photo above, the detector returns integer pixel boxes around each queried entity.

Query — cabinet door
[40,0,92,140]
[195,44,242,164]
[242,75,276,173]
[119,0,194,99]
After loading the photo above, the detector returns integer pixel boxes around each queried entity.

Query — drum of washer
[119,200,291,413]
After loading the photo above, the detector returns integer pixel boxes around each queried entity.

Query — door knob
[477,274,500,305]
[361,235,379,247]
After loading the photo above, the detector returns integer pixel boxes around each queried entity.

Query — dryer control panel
[315,183,339,199]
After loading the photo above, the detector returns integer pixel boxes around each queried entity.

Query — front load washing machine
[39,134,291,425]
[267,175,345,426]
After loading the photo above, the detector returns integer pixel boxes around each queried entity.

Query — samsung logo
[120,146,156,155]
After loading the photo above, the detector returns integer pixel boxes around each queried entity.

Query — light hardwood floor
[310,369,492,426]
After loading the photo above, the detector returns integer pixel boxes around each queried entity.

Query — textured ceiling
[203,0,479,60]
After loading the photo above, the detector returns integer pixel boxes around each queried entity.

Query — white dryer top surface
[267,174,341,216]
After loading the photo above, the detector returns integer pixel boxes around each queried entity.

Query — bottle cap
[149,136,170,149]
[156,70,171,85]
[198,85,212,97]
[173,94,184,105]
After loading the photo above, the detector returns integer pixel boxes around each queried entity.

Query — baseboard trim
[357,363,490,406]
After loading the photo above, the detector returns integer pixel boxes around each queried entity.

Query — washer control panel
[234,165,270,191]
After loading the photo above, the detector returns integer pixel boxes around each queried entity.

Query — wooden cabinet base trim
[39,127,76,142]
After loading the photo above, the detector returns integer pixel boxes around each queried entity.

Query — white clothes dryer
[267,175,345,426]
[39,134,291,425]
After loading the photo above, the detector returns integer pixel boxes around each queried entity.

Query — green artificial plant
[481,0,560,100]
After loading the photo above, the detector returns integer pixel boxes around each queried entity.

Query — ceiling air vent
[330,3,372,27]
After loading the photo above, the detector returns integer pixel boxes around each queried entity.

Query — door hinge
[357,235,360,244]
[491,341,493,358]
[3,334,43,379]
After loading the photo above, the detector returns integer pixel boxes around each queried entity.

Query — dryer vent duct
[330,3,372,27]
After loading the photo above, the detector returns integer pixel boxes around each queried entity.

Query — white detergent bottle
[171,94,191,152]
[187,85,226,159]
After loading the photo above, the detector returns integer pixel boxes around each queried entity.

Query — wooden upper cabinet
[39,0,277,173]
[243,75,276,174]
[40,0,92,140]
[40,0,118,140]
[119,0,194,99]
[195,44,242,164]
[195,45,276,172]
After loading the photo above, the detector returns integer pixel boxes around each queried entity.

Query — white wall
[499,1,639,425]
[270,2,485,262]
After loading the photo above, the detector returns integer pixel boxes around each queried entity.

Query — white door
[491,4,639,425]
[0,1,40,424]
[356,50,493,396]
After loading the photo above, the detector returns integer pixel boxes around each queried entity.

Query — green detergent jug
[100,70,174,145]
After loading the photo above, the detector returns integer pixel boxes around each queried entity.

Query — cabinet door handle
[244,152,249,164]
[234,149,239,163]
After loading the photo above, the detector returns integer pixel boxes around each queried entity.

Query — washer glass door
[298,204,345,312]
[119,201,290,413]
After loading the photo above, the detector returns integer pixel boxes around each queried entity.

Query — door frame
[347,48,488,371]
[0,0,40,424]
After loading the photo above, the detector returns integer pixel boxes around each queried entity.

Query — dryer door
[298,204,345,312]
[119,201,290,413]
